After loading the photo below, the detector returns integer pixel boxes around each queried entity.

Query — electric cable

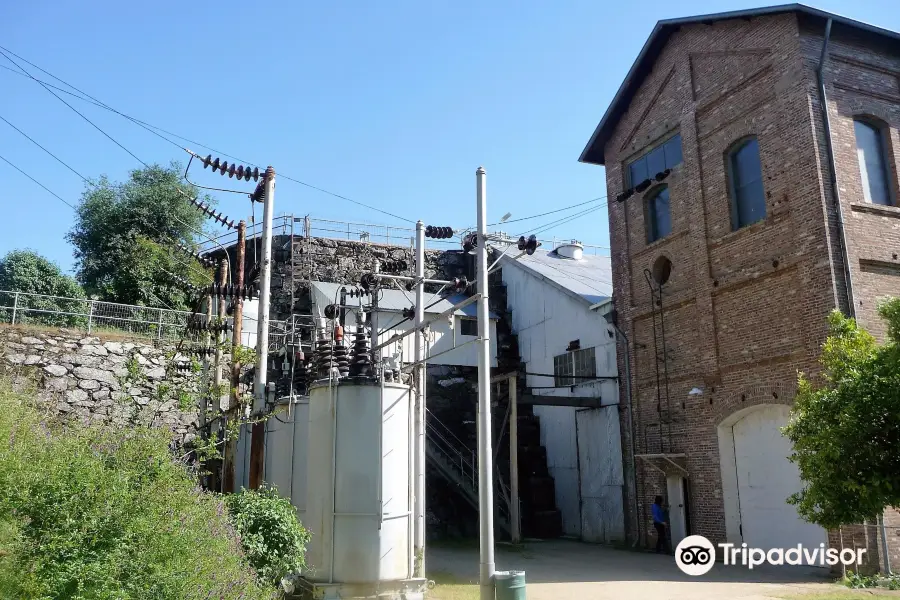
[488,195,607,226]
[0,44,415,224]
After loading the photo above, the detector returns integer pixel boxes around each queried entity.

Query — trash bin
[494,570,526,600]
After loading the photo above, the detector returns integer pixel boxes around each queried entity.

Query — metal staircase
[424,408,512,537]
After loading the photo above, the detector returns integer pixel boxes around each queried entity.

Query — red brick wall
[601,12,900,568]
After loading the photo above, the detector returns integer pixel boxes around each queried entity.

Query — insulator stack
[173,361,194,373]
[204,283,258,300]
[333,341,350,378]
[349,324,373,377]
[168,271,200,294]
[201,154,262,182]
[314,339,335,379]
[425,225,454,239]
[380,259,408,273]
[175,243,216,269]
[188,196,236,229]
[186,315,231,335]
[402,306,415,320]
[250,180,266,203]
[346,287,372,299]
[462,233,477,252]
[187,346,215,358]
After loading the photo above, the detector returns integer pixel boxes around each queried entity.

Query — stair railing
[425,408,476,489]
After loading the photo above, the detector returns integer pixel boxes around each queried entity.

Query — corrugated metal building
[498,242,625,542]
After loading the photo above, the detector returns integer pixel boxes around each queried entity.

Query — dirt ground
[426,539,845,600]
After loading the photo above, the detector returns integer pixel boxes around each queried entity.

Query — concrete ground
[427,539,837,600]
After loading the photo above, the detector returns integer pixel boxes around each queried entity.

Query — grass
[428,570,479,600]
[780,587,900,599]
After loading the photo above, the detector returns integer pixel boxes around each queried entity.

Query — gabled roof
[578,3,900,166]
[498,249,613,306]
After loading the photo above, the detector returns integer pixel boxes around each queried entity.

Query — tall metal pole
[509,374,521,544]
[249,167,275,491]
[213,260,229,415]
[254,166,276,412]
[413,220,426,576]
[475,166,496,600]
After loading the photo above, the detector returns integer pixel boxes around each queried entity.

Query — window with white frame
[553,347,597,387]
[459,317,478,337]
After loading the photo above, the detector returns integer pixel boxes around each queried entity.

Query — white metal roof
[498,248,613,305]
[310,281,498,319]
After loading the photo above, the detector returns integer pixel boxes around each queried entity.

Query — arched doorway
[718,404,827,552]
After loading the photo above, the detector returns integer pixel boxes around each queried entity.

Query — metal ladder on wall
[644,269,673,454]
[424,408,512,537]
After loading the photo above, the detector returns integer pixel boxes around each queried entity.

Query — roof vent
[555,240,584,260]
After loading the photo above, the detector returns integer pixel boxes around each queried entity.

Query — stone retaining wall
[1,326,200,445]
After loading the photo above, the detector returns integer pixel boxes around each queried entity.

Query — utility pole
[475,166,496,600]
[209,259,229,492]
[224,219,246,494]
[413,220,426,576]
[249,166,275,490]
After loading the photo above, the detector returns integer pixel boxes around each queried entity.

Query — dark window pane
[646,146,666,178]
[629,158,648,187]
[854,120,892,206]
[735,179,766,228]
[460,318,477,336]
[733,139,763,187]
[647,186,671,242]
[730,138,766,230]
[664,134,683,168]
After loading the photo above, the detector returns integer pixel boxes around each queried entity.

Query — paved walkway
[428,539,836,600]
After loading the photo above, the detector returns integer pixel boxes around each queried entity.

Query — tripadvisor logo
[675,535,866,576]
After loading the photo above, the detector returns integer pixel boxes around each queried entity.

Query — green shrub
[0,379,276,599]
[225,486,311,586]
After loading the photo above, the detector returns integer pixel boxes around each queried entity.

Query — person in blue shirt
[652,495,669,554]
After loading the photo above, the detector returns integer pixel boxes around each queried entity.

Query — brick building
[579,4,900,569]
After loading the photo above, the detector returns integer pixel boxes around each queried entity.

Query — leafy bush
[0,249,86,327]
[225,486,311,586]
[0,379,276,599]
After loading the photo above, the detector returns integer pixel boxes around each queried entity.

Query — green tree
[784,299,900,529]
[0,249,86,326]
[67,163,213,309]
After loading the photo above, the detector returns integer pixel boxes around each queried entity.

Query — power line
[488,195,606,227]
[0,153,76,210]
[528,203,607,237]
[0,113,90,184]
[0,44,415,224]
[0,48,149,168]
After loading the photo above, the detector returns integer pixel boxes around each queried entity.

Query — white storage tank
[305,379,414,585]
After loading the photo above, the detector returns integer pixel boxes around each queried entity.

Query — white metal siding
[576,406,626,543]
[501,265,617,401]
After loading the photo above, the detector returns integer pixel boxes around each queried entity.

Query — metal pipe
[611,322,639,547]
[817,17,856,317]
[413,220,426,577]
[407,379,416,580]
[475,166,496,600]
[509,374,521,543]
[375,273,458,287]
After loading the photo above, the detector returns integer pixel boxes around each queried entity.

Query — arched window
[854,119,893,206]
[645,185,671,243]
[728,137,766,230]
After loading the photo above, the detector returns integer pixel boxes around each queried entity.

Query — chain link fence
[0,290,192,341]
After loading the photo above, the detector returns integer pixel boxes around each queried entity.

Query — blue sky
[3,1,898,274]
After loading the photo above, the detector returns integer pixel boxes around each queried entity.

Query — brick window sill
[850,202,900,219]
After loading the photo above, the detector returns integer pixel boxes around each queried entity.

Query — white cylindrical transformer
[305,379,413,584]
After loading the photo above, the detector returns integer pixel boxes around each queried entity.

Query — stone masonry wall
[1,326,201,445]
